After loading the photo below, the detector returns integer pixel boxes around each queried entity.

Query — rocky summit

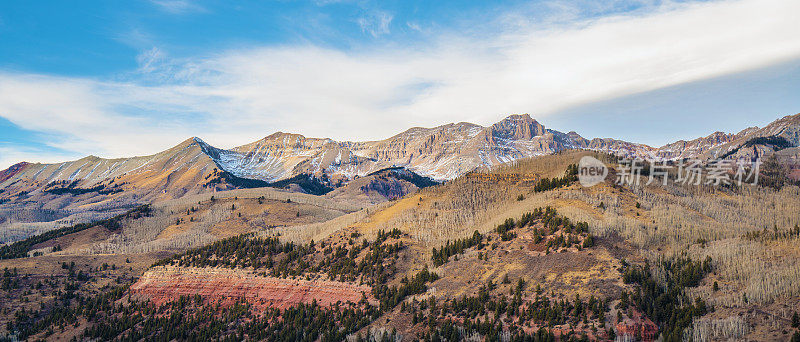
[2,113,800,342]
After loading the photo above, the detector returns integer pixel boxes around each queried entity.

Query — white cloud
[0,73,197,163]
[1,0,799,169]
[406,22,422,32]
[357,11,393,37]
[0,146,81,171]
[150,0,204,14]
[136,47,165,73]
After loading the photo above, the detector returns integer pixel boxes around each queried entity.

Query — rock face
[583,138,656,159]
[0,162,28,184]
[3,113,800,200]
[129,266,373,310]
[325,167,438,206]
[0,114,598,190]
[211,113,599,181]
[656,131,746,160]
[0,138,228,202]
[655,114,800,162]
[490,114,547,140]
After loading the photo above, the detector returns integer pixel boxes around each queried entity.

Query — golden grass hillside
[275,149,800,340]
[3,149,800,341]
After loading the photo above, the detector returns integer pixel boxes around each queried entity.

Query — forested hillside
[2,149,800,341]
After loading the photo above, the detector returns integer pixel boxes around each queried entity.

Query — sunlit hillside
[4,146,799,340]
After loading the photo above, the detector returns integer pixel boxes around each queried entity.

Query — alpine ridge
[4,112,796,248]
[2,113,800,195]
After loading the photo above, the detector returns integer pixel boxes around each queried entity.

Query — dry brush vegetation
[305,150,800,339]
[3,149,800,340]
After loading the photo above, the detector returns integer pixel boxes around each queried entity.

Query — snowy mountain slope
[2,113,800,197]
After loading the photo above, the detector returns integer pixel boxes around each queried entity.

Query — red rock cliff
[130,266,373,310]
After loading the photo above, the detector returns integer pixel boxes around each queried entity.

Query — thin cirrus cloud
[150,0,205,14]
[0,0,799,170]
[357,10,394,37]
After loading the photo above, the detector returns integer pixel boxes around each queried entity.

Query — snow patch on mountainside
[4,113,798,189]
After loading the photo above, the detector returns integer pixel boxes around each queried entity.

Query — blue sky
[1,0,799,169]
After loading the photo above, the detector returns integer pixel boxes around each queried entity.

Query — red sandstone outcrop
[0,162,28,184]
[615,310,659,341]
[129,266,373,310]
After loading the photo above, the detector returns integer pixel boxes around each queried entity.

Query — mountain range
[3,113,799,196]
[3,113,800,341]
[4,111,796,254]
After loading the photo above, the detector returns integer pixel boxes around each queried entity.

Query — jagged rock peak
[252,132,335,147]
[263,132,306,141]
[169,137,213,153]
[491,114,547,140]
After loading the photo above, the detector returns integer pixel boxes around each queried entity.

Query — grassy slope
[3,150,800,340]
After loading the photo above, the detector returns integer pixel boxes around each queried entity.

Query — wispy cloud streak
[0,0,798,169]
